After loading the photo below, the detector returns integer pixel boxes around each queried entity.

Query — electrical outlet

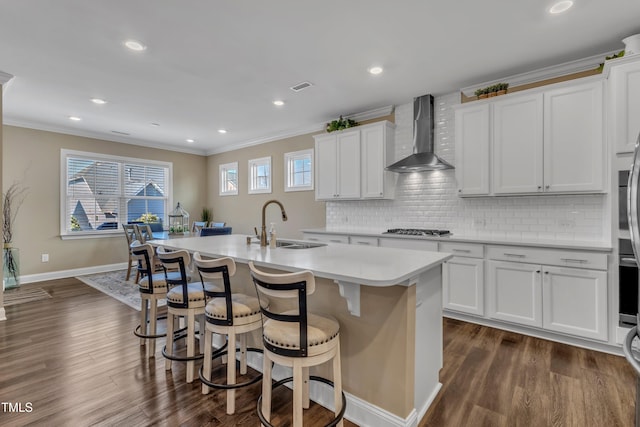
[41,253,49,263]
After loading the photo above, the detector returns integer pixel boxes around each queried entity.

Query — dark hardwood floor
[0,278,637,426]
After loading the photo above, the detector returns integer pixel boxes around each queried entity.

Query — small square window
[285,149,314,192]
[220,162,238,196]
[248,157,271,194]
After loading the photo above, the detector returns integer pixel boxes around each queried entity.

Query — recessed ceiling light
[186,139,195,143]
[549,1,573,14]
[69,116,82,121]
[124,40,147,51]
[218,129,227,134]
[273,100,285,106]
[368,66,384,75]
[91,98,107,105]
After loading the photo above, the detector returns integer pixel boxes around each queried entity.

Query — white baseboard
[19,263,129,284]
[243,352,426,427]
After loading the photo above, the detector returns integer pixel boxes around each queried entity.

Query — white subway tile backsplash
[326,92,607,241]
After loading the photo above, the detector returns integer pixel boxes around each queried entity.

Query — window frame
[248,156,272,194]
[284,149,314,192]
[219,162,239,196]
[60,149,173,239]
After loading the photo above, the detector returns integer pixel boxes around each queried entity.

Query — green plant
[135,212,159,223]
[326,115,359,132]
[596,50,625,72]
[70,215,81,231]
[201,207,212,224]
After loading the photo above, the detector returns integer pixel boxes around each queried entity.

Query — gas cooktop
[383,228,451,237]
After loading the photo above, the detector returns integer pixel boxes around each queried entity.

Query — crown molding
[206,105,395,156]
[460,49,619,97]
[3,118,208,156]
[0,70,14,85]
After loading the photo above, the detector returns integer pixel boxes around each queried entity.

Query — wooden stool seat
[194,253,265,416]
[249,262,345,427]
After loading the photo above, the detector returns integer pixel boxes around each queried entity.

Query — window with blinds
[61,150,172,237]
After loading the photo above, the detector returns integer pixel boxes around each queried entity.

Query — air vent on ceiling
[290,81,314,92]
[111,130,130,136]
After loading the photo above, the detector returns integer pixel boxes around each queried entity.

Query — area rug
[75,269,165,311]
[4,286,52,306]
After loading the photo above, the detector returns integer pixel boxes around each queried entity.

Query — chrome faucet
[260,200,288,247]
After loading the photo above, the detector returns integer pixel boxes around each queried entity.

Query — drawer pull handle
[355,241,370,245]
[504,253,525,258]
[329,239,344,243]
[561,258,588,264]
[452,249,472,253]
[307,238,318,241]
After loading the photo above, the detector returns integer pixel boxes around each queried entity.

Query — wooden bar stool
[193,252,265,415]
[249,262,346,427]
[157,246,205,383]
[130,240,168,358]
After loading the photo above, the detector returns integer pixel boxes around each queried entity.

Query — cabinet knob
[544,271,549,275]
[545,185,550,189]
[537,186,542,190]
[536,270,541,273]
[458,189,462,193]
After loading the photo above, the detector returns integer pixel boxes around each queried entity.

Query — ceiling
[1,1,639,156]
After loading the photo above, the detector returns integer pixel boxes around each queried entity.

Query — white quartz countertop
[301,228,612,252]
[150,234,451,286]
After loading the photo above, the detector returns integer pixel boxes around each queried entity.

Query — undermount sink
[251,239,327,249]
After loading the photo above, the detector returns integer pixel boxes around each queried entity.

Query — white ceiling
[1,1,639,156]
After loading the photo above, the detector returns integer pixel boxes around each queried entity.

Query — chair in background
[210,222,226,227]
[249,262,346,427]
[134,223,154,243]
[191,221,207,235]
[200,227,232,236]
[194,252,265,415]
[130,240,169,358]
[157,246,205,383]
[122,223,139,283]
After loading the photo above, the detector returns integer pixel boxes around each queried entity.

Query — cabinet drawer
[379,238,438,251]
[303,233,349,244]
[486,245,607,270]
[350,236,379,246]
[439,242,484,258]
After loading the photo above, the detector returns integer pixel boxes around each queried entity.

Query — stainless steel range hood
[386,94,454,172]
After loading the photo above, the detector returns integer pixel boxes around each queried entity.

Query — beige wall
[206,133,326,239]
[2,125,207,276]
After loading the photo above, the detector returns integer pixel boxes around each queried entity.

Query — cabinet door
[543,81,604,192]
[542,266,607,341]
[315,134,338,200]
[455,104,490,196]
[361,122,394,199]
[610,59,640,153]
[492,94,543,194]
[303,233,349,244]
[336,130,361,199]
[487,261,542,327]
[443,257,484,316]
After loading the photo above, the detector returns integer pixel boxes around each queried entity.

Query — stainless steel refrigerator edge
[624,132,640,425]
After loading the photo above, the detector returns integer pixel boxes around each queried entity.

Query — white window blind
[61,150,172,237]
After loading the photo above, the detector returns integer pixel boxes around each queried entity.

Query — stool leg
[293,360,303,427]
[165,311,175,371]
[148,298,157,358]
[140,297,148,346]
[262,351,272,423]
[186,311,196,383]
[202,325,212,394]
[198,315,205,354]
[227,331,236,414]
[333,342,343,427]
[302,367,310,409]
[239,333,247,375]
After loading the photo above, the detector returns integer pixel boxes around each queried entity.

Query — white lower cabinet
[487,261,543,328]
[542,266,608,341]
[302,233,349,244]
[443,257,484,316]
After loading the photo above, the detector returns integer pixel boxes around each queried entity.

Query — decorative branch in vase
[3,183,28,289]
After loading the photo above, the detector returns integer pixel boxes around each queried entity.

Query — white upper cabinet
[314,121,395,201]
[454,104,490,195]
[492,93,544,194]
[361,121,395,199]
[608,56,640,153]
[543,81,604,193]
[455,78,604,196]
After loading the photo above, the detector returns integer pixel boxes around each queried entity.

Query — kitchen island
[151,234,451,427]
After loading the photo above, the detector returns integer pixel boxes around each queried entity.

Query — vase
[3,246,20,290]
